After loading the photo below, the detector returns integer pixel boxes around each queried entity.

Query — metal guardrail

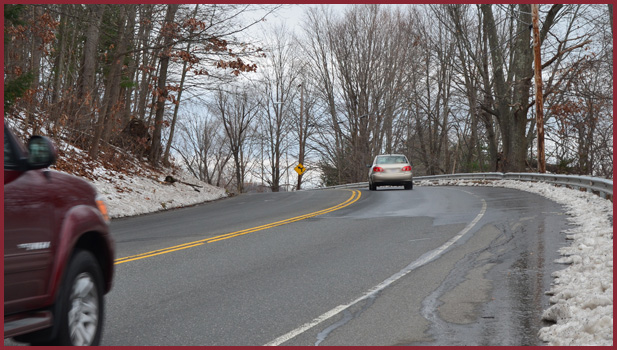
[502,173,613,199]
[314,172,613,201]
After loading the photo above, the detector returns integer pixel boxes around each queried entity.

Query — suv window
[4,128,18,169]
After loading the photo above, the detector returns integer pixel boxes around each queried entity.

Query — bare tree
[300,5,346,185]
[440,4,495,172]
[90,5,131,159]
[71,5,105,141]
[406,6,457,175]
[303,4,421,183]
[175,111,231,186]
[214,88,260,193]
[163,4,200,166]
[4,3,611,185]
[147,4,179,166]
[253,23,304,191]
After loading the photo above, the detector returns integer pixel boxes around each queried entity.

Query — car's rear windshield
[376,156,407,164]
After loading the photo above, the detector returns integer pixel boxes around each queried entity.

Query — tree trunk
[75,4,104,122]
[480,27,499,171]
[50,5,68,135]
[90,5,129,159]
[149,4,179,166]
[481,4,512,170]
[296,83,306,190]
[163,4,199,166]
[135,5,156,121]
[510,4,533,171]
[481,4,533,172]
[25,5,43,136]
[120,4,137,127]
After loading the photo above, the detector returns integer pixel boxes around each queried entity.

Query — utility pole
[532,4,546,173]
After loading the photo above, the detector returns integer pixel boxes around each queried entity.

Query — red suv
[4,125,115,345]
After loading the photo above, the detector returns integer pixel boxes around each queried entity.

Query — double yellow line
[115,190,361,265]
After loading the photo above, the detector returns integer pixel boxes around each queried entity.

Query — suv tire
[42,250,105,346]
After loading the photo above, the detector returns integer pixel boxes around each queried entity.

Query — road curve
[97,185,568,346]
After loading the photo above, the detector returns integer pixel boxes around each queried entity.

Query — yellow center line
[114,243,205,265]
[114,190,361,265]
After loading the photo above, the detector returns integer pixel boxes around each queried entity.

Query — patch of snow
[91,166,227,219]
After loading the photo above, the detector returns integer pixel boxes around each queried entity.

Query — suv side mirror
[27,136,57,169]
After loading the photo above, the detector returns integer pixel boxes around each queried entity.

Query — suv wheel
[47,250,104,346]
[404,183,413,190]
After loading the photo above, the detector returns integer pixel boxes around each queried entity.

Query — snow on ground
[417,179,613,346]
[5,114,228,219]
[91,166,227,219]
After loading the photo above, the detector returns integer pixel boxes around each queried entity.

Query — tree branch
[542,40,592,70]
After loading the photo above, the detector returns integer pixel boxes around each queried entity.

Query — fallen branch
[163,175,203,192]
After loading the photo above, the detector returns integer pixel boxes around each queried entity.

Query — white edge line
[265,195,487,346]
[264,305,349,346]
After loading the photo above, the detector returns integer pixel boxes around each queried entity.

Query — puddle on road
[413,217,556,346]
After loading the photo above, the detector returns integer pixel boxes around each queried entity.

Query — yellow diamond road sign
[294,163,306,176]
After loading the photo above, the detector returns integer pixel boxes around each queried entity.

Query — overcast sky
[244,4,350,40]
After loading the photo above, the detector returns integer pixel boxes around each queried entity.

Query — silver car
[367,154,413,191]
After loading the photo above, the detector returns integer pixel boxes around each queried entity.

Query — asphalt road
[4,185,570,346]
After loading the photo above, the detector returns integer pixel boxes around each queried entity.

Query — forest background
[3,4,613,194]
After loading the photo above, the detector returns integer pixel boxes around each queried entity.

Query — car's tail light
[96,195,110,224]
[372,166,384,172]
[402,166,412,172]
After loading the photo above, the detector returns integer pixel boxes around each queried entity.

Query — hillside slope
[5,116,228,219]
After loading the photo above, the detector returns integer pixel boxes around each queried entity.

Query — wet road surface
[4,185,570,346]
